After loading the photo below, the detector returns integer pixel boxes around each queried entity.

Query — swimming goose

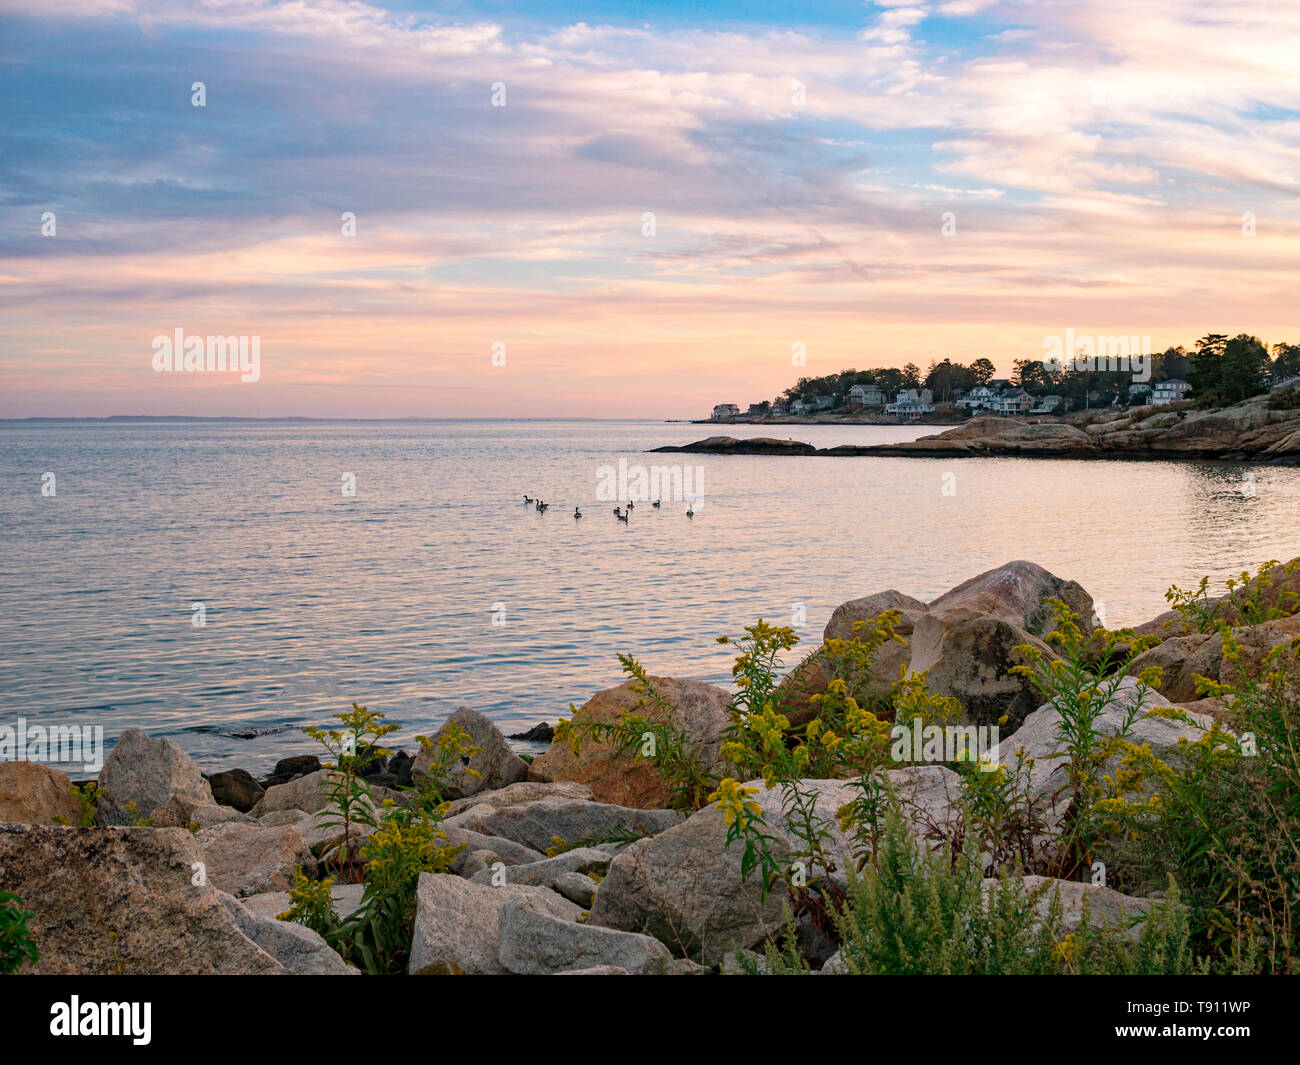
[524,494,533,503]
[616,509,629,523]
[686,505,694,518]
[574,507,582,519]
[652,499,661,509]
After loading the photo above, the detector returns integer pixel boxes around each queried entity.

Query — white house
[959,386,996,411]
[1150,379,1191,406]
[815,393,836,410]
[712,403,740,419]
[885,387,935,419]
[987,389,1033,415]
[1030,395,1064,414]
[849,383,886,406]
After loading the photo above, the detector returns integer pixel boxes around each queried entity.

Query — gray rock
[0,762,82,825]
[1003,677,1214,803]
[407,872,580,975]
[197,820,316,897]
[467,846,610,889]
[465,798,682,854]
[412,707,528,800]
[587,779,857,965]
[1000,876,1155,939]
[219,892,357,974]
[459,848,502,879]
[444,780,593,817]
[556,965,630,975]
[554,871,598,908]
[208,769,264,812]
[498,898,676,974]
[445,827,548,867]
[97,728,214,826]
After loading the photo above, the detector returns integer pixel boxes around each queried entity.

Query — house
[790,398,813,414]
[987,389,1033,415]
[1150,379,1191,406]
[712,403,740,419]
[1128,383,1152,404]
[1030,395,1064,414]
[815,393,837,410]
[770,398,791,415]
[959,385,996,411]
[885,387,935,419]
[747,403,768,416]
[848,383,886,406]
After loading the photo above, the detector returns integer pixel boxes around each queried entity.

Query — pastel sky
[2,0,1299,418]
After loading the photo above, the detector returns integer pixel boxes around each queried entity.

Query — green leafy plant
[554,654,718,812]
[303,702,401,876]
[1010,599,1162,878]
[0,891,38,974]
[744,811,1192,976]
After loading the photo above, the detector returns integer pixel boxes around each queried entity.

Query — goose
[537,501,549,512]
[686,505,694,518]
[627,500,635,511]
[524,494,533,503]
[573,507,582,519]
[613,506,622,516]
[616,509,629,523]
[652,499,661,509]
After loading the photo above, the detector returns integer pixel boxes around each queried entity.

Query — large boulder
[197,821,316,897]
[498,897,676,975]
[468,847,611,889]
[910,561,1093,672]
[407,872,580,975]
[0,762,82,825]
[454,798,682,855]
[776,591,928,728]
[412,707,528,800]
[96,729,214,826]
[208,769,264,812]
[588,769,957,966]
[444,781,592,817]
[923,617,1051,732]
[1125,631,1222,702]
[0,824,286,974]
[1012,876,1155,938]
[531,677,733,808]
[219,893,357,974]
[1005,677,1214,805]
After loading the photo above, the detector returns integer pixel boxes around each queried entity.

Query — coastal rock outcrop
[453,797,682,855]
[97,728,215,826]
[0,761,82,825]
[531,677,733,808]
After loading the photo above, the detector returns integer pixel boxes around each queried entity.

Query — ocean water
[2,418,1297,776]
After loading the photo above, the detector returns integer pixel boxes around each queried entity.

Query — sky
[1,0,1299,418]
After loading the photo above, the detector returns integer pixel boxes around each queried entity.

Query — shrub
[0,891,38,974]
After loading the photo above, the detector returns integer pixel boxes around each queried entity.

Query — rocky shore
[658,394,1300,462]
[2,558,1297,975]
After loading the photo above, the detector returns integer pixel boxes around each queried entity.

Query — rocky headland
[657,394,1300,462]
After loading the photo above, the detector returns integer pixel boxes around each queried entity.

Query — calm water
[2,418,1297,776]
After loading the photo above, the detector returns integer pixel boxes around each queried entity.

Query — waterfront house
[815,393,837,410]
[770,398,791,415]
[987,389,1033,415]
[885,387,935,419]
[712,403,740,419]
[1150,379,1191,406]
[1128,383,1152,404]
[1030,394,1063,414]
[747,402,768,416]
[959,385,996,411]
[848,383,886,406]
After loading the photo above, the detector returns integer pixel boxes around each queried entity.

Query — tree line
[779,336,1300,410]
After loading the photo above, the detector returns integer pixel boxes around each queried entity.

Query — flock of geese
[523,495,694,520]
